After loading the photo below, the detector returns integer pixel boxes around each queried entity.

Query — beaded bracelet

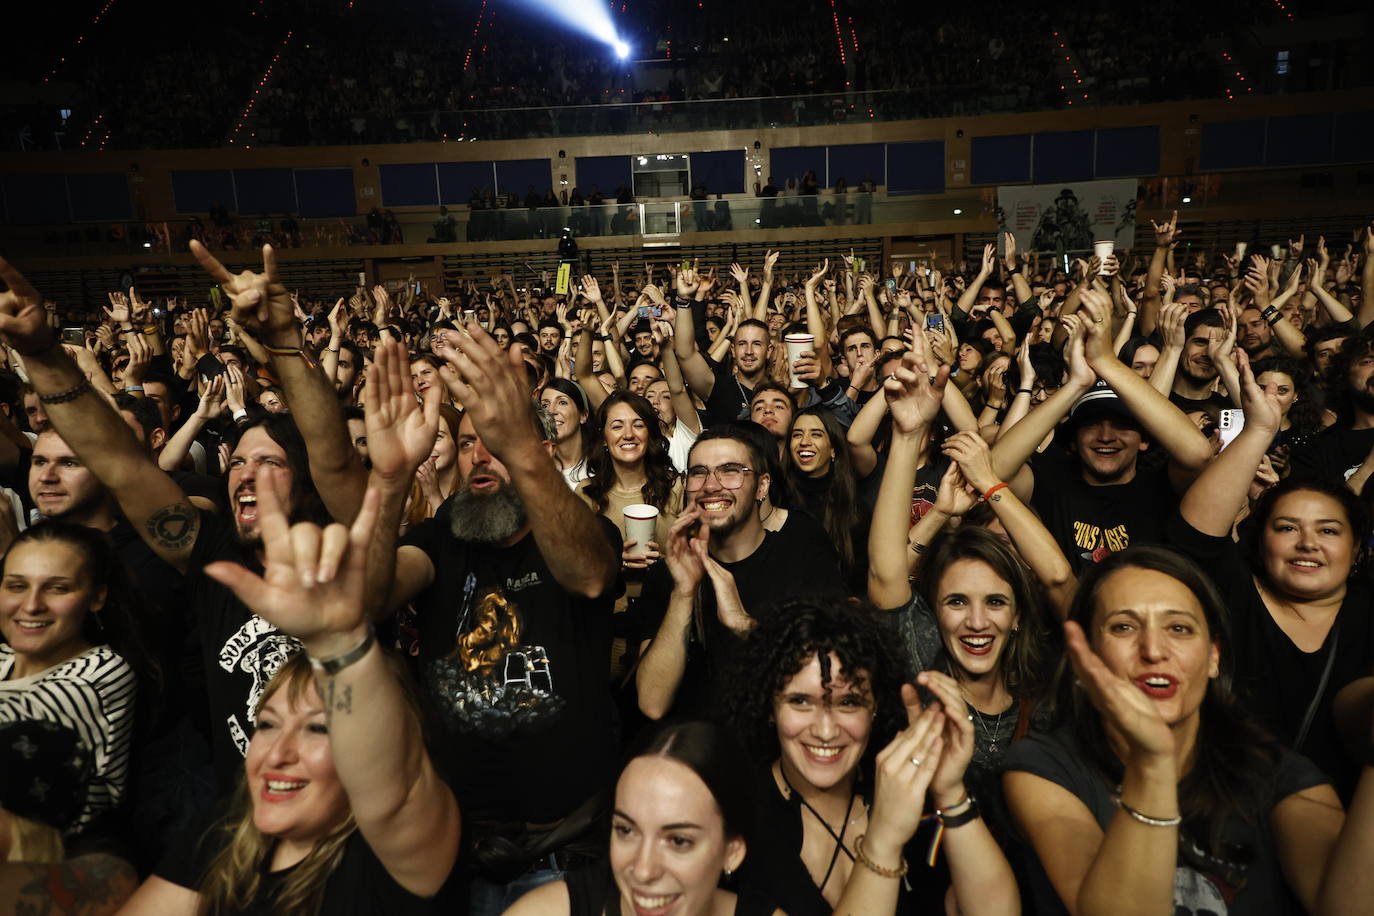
[853,834,908,879]
[38,378,94,405]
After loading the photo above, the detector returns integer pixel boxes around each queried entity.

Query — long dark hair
[3,521,161,692]
[913,525,1051,702]
[1065,546,1281,854]
[234,414,331,527]
[784,406,860,573]
[725,598,908,788]
[583,390,678,514]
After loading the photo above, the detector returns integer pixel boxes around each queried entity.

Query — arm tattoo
[12,853,138,915]
[145,501,199,551]
[334,684,353,716]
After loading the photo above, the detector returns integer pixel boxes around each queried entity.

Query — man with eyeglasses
[635,425,844,721]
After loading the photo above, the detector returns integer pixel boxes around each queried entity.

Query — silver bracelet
[308,627,376,676]
[1116,797,1181,828]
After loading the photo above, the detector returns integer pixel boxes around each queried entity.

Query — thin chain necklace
[968,701,1008,754]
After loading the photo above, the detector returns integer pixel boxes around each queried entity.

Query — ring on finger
[909,756,922,768]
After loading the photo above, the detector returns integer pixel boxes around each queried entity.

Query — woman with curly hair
[723,597,1019,916]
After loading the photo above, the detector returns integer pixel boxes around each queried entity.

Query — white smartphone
[1217,408,1245,450]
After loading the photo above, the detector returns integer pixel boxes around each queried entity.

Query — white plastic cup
[624,504,660,556]
[1270,244,1284,260]
[1234,242,1247,260]
[784,333,815,389]
[1093,240,1115,274]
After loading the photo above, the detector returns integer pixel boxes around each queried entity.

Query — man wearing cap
[989,289,1213,571]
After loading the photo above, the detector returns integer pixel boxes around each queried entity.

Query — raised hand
[762,250,779,280]
[224,364,247,414]
[1234,349,1283,435]
[1003,231,1019,272]
[0,258,56,355]
[622,538,662,570]
[806,259,829,289]
[204,469,382,658]
[932,462,977,518]
[664,509,707,592]
[729,262,749,290]
[942,431,999,494]
[193,375,226,420]
[866,684,946,851]
[978,242,996,277]
[1159,300,1188,349]
[916,670,978,806]
[190,241,299,348]
[1077,287,1114,364]
[1064,620,1175,763]
[1151,210,1182,248]
[435,323,542,461]
[365,340,442,482]
[884,348,949,436]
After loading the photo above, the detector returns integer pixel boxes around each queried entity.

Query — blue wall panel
[293,168,356,218]
[574,156,631,196]
[688,150,744,194]
[1265,114,1334,167]
[886,141,945,194]
[379,163,439,207]
[171,169,235,213]
[66,173,132,221]
[3,174,68,223]
[438,161,497,204]
[971,134,1032,185]
[1199,120,1266,171]
[1032,130,1095,183]
[233,168,298,215]
[768,146,825,187]
[827,143,885,188]
[1094,126,1160,178]
[495,159,552,197]
[1333,111,1374,164]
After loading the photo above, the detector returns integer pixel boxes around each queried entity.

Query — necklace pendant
[988,741,998,754]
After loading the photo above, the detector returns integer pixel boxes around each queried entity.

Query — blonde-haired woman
[119,476,461,914]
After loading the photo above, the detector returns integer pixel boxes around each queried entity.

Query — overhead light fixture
[952,208,963,215]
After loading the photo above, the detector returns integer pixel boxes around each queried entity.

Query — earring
[724,867,733,878]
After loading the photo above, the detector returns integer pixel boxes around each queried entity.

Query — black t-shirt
[1289,424,1374,485]
[156,804,458,915]
[1004,727,1329,916]
[703,359,751,428]
[634,513,844,719]
[734,764,946,916]
[1169,390,1233,415]
[1168,513,1374,798]
[1029,444,1172,572]
[400,508,622,822]
[187,511,300,790]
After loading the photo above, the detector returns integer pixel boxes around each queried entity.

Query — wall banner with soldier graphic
[996,179,1138,255]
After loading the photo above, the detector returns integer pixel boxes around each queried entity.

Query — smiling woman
[0,522,151,839]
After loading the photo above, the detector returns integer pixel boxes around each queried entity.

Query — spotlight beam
[510,0,628,58]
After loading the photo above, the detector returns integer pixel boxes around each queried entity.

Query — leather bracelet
[1016,387,1033,395]
[1260,305,1281,327]
[937,794,981,829]
[38,378,94,405]
[1116,797,1181,828]
[854,834,908,879]
[308,627,376,676]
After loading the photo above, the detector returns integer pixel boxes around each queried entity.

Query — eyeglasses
[685,462,754,491]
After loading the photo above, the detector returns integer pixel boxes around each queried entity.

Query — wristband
[308,627,376,676]
[936,794,981,829]
[264,344,306,357]
[232,408,249,422]
[1008,266,1022,276]
[1260,305,1281,327]
[982,482,1010,501]
[1016,388,1033,395]
[124,385,144,393]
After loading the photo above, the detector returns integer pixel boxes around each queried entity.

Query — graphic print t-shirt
[1028,445,1172,572]
[401,510,621,822]
[188,511,300,789]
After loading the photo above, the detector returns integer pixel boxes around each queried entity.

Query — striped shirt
[0,644,136,835]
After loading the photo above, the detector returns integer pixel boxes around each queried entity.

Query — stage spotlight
[513,0,630,60]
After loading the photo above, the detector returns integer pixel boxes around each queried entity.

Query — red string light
[229,31,293,146]
[829,0,846,66]
[45,0,119,82]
